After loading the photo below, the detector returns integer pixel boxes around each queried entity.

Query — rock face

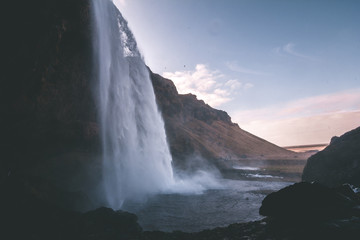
[1,0,104,209]
[2,0,98,172]
[150,71,295,170]
[302,126,360,187]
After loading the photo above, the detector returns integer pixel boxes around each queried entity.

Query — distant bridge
[283,144,328,153]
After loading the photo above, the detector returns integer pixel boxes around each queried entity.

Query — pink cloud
[238,111,360,146]
[280,90,360,117]
[231,89,360,146]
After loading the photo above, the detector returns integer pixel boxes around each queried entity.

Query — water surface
[123,179,290,232]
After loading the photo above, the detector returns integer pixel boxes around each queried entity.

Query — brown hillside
[150,71,301,169]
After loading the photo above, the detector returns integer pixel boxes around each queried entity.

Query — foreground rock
[0,175,141,240]
[258,182,360,240]
[260,182,360,221]
[302,126,360,187]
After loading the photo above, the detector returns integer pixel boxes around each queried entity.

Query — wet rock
[260,182,360,221]
[77,207,142,240]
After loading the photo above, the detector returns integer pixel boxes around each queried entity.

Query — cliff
[302,126,360,187]
[2,0,100,178]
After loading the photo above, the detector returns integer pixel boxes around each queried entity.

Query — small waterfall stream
[91,0,174,209]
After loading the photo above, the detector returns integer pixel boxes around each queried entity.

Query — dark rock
[260,182,360,221]
[0,174,81,240]
[0,174,142,240]
[1,0,109,211]
[1,0,98,181]
[77,207,142,240]
[302,126,360,187]
[257,182,360,239]
[330,136,340,144]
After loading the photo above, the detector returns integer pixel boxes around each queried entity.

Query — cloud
[231,89,360,146]
[239,111,360,147]
[225,79,242,91]
[279,90,360,118]
[163,64,253,107]
[244,83,254,90]
[225,61,268,75]
[274,42,314,60]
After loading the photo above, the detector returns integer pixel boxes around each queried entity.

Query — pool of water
[122,179,290,232]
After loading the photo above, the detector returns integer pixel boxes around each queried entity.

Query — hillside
[151,72,302,170]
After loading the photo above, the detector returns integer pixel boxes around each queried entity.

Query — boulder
[260,182,360,221]
[76,207,142,240]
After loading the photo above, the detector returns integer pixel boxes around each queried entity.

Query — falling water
[91,0,174,209]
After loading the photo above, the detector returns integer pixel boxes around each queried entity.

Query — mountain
[302,126,360,187]
[150,72,299,170]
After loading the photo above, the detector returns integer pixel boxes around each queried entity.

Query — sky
[114,0,360,146]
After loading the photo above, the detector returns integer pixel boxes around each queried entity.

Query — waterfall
[91,0,174,209]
